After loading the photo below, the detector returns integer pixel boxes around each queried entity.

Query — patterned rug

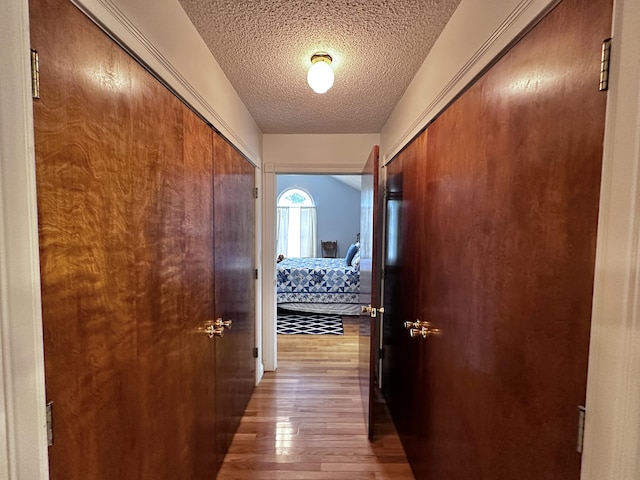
[277,311,344,335]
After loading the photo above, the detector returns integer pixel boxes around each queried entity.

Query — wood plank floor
[217,316,414,479]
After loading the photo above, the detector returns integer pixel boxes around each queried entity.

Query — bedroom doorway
[274,174,362,343]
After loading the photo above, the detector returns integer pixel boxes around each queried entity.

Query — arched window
[277,188,317,258]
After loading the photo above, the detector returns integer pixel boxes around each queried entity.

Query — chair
[321,240,338,258]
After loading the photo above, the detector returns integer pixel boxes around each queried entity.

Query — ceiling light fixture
[307,53,334,94]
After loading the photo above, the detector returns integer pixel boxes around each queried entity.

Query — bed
[276,256,360,315]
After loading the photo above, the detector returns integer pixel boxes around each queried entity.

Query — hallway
[217,317,414,479]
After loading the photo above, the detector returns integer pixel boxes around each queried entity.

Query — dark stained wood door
[31,0,219,477]
[381,134,429,450]
[212,133,256,469]
[383,0,612,478]
[358,145,381,440]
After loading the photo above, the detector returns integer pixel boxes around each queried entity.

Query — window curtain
[276,206,317,258]
[299,207,317,258]
[276,207,289,256]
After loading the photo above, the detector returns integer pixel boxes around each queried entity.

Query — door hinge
[576,405,586,453]
[253,347,259,358]
[30,49,40,99]
[254,268,259,280]
[46,401,53,446]
[599,38,612,92]
[254,187,258,199]
[378,348,384,360]
[380,268,385,280]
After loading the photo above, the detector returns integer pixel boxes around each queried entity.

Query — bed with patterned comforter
[276,257,360,315]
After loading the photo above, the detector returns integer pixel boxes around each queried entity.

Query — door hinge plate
[31,49,40,99]
[254,187,258,199]
[253,347,259,358]
[599,38,612,91]
[378,348,384,360]
[46,401,53,446]
[577,405,586,453]
[254,268,259,280]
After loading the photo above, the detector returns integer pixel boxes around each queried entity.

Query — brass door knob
[404,320,430,330]
[409,327,422,338]
[214,318,232,330]
[406,320,440,339]
[198,320,226,338]
[209,326,225,338]
[363,305,383,317]
[420,326,441,339]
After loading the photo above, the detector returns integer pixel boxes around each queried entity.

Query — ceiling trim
[381,0,560,164]
[71,0,262,166]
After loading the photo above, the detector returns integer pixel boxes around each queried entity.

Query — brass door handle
[404,320,431,329]
[362,305,385,317]
[214,318,232,330]
[206,325,225,338]
[405,319,441,339]
[361,304,373,314]
[198,320,226,338]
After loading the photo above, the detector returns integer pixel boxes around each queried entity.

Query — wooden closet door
[181,111,218,477]
[31,0,217,478]
[358,145,381,440]
[32,2,141,475]
[212,133,256,468]
[384,0,612,478]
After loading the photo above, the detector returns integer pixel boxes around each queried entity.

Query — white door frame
[260,164,365,372]
[0,1,50,479]
[581,0,640,478]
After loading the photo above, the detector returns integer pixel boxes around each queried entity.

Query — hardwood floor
[217,316,414,479]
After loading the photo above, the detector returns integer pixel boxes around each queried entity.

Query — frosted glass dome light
[307,53,334,94]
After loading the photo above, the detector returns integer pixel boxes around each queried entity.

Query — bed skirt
[278,302,360,316]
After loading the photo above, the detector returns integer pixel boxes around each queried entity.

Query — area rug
[276,311,344,335]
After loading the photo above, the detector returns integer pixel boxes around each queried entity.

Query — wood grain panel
[213,133,256,470]
[131,53,188,480]
[383,0,612,478]
[31,0,141,476]
[31,0,219,477]
[180,109,217,477]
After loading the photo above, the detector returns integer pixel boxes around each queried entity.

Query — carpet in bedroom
[276,311,344,335]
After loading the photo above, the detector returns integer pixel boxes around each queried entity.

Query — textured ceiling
[177,0,462,134]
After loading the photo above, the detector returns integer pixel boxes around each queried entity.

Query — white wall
[263,134,380,172]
